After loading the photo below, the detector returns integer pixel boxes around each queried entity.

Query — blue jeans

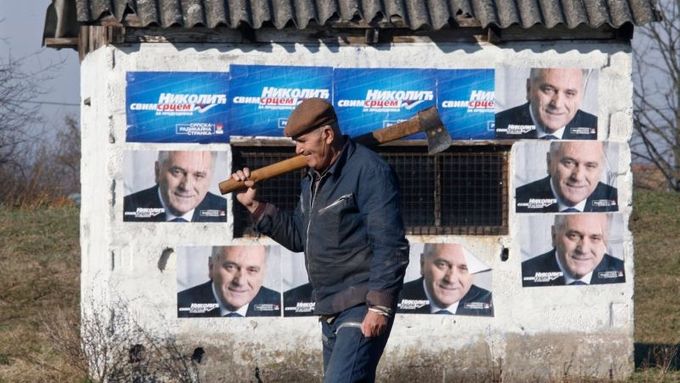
[321,304,395,383]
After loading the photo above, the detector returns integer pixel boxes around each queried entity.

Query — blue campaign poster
[436,69,495,139]
[126,72,230,143]
[333,68,437,138]
[227,65,333,137]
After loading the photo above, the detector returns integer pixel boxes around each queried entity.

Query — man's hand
[361,309,388,338]
[231,167,259,213]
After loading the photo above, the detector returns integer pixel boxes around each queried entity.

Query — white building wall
[80,39,634,382]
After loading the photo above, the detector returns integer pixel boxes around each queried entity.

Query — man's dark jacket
[256,138,410,315]
[123,185,226,222]
[177,281,281,317]
[515,176,618,213]
[495,102,597,139]
[522,249,626,287]
[397,277,494,316]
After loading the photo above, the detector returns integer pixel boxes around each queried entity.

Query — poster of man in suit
[176,245,282,317]
[495,67,598,140]
[519,213,626,287]
[123,150,228,222]
[278,246,315,317]
[514,140,619,213]
[397,243,494,317]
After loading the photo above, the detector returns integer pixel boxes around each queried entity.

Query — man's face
[422,244,473,307]
[294,126,334,172]
[209,246,266,311]
[527,68,585,132]
[553,214,607,279]
[548,141,604,206]
[155,151,214,216]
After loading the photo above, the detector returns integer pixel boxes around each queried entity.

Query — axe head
[418,107,453,155]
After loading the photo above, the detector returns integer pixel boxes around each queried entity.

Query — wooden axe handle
[219,155,307,194]
[220,106,444,195]
[353,107,439,146]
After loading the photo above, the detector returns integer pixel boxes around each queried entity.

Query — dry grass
[631,190,680,345]
[629,189,680,382]
[0,204,87,382]
[1,188,679,382]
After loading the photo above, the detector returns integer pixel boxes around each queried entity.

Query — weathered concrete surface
[80,38,635,382]
[179,342,323,382]
[178,331,630,382]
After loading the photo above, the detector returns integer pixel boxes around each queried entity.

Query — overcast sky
[0,0,80,134]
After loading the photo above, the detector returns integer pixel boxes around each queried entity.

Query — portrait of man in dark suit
[522,214,625,287]
[278,247,316,317]
[516,141,618,213]
[283,282,315,317]
[177,245,281,317]
[496,67,597,140]
[124,150,226,222]
[398,243,493,317]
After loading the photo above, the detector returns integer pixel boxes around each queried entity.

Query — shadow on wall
[635,343,680,371]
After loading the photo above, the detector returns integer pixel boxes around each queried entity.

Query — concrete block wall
[80,39,634,382]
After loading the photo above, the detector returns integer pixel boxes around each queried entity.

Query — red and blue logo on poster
[227,65,333,137]
[334,68,437,138]
[126,72,230,143]
[436,69,495,139]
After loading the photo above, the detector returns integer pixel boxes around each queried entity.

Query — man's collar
[553,250,593,285]
[549,178,588,212]
[211,282,249,317]
[307,136,352,179]
[529,104,566,139]
[157,186,194,221]
[422,278,460,314]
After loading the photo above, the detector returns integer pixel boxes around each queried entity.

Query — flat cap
[284,98,337,138]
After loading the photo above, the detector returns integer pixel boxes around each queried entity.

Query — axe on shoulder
[219,106,452,194]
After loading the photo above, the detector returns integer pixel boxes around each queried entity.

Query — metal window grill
[232,144,509,237]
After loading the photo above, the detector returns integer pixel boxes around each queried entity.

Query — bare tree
[0,114,80,205]
[0,53,44,168]
[632,0,680,191]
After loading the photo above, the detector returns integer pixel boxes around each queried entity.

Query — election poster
[495,67,599,140]
[126,72,230,143]
[333,67,437,138]
[279,246,315,317]
[227,64,333,137]
[519,213,626,287]
[122,150,228,223]
[124,66,502,142]
[176,245,282,318]
[436,69,495,139]
[514,140,620,214]
[397,243,494,317]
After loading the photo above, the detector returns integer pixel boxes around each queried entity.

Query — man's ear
[420,256,425,277]
[526,79,532,102]
[551,226,557,247]
[322,125,335,144]
[546,153,552,176]
[154,161,160,184]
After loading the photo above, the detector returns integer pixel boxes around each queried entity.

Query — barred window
[232,144,509,237]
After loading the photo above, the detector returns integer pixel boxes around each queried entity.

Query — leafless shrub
[0,53,44,168]
[0,115,80,206]
[42,299,201,383]
[0,46,79,206]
